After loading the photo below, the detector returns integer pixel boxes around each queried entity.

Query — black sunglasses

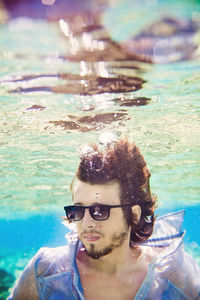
[64,204,133,222]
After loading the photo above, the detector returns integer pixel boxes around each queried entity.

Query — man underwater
[9,137,200,299]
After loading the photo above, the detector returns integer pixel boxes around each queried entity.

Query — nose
[81,208,96,229]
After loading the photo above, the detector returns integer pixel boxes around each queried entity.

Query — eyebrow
[74,202,105,206]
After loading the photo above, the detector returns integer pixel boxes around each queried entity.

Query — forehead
[73,180,121,205]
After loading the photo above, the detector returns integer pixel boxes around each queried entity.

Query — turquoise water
[0,0,200,298]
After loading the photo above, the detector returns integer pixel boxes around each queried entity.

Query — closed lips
[84,234,100,240]
[81,230,103,237]
[82,232,103,241]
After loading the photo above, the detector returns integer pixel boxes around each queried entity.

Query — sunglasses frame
[64,203,133,222]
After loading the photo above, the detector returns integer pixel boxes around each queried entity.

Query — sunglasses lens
[64,205,111,221]
[65,206,84,221]
[90,205,110,220]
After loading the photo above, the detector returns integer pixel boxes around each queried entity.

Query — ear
[131,205,141,224]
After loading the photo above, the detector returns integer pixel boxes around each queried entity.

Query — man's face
[73,180,130,259]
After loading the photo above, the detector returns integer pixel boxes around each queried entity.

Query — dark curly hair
[75,138,157,244]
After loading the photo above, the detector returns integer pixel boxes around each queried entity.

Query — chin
[85,244,114,259]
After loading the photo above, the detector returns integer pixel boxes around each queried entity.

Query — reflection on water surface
[0,0,199,215]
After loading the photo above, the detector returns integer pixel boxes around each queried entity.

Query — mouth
[82,233,101,243]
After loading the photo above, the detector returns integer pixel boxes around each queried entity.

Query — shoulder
[8,246,71,300]
[35,245,71,277]
[142,211,200,299]
[8,253,39,300]
[155,244,200,299]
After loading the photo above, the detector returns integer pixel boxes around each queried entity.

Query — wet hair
[75,138,157,243]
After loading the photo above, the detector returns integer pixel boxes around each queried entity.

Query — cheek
[75,222,82,233]
[109,210,127,227]
[103,219,126,236]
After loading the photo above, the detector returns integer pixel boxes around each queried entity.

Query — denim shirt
[9,211,200,299]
